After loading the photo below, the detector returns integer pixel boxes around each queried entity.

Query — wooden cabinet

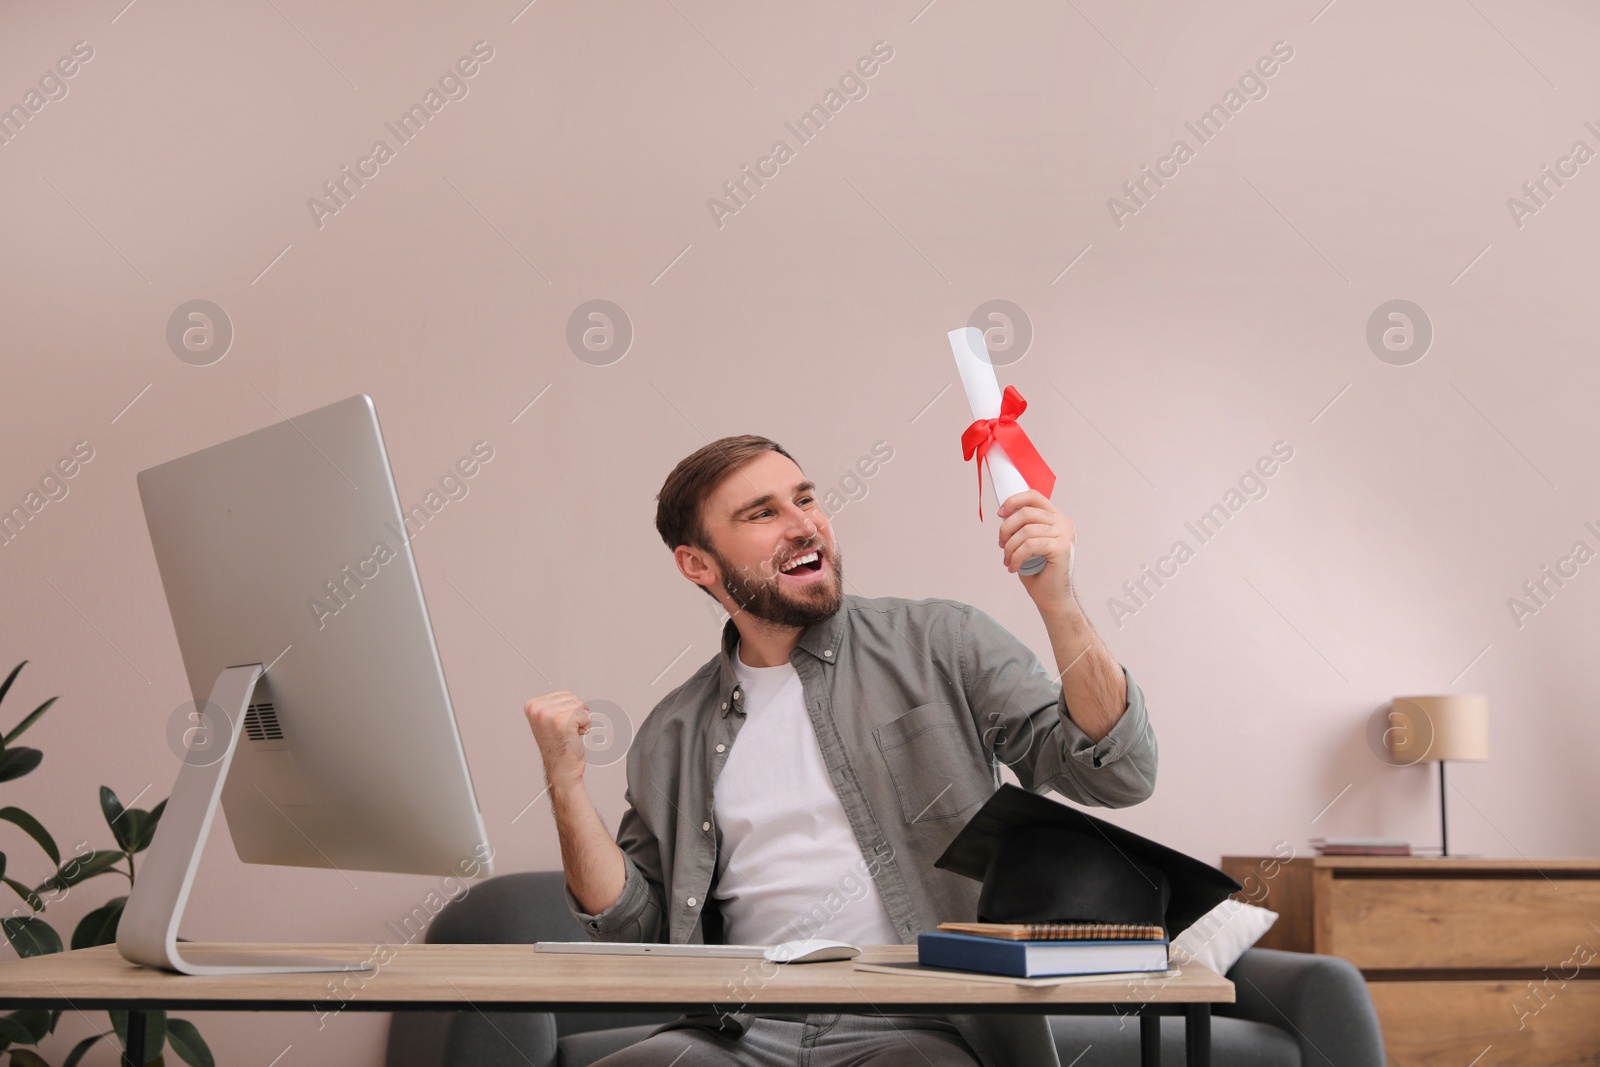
[1221,856,1600,1067]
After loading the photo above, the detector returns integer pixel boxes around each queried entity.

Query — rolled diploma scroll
[948,327,1048,576]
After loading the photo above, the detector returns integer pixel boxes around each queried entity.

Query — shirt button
[687,897,698,908]
[720,702,728,710]
[823,649,833,658]
[733,691,741,699]
[715,743,726,753]
[702,821,712,831]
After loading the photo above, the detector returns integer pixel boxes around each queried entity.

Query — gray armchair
[384,872,1385,1067]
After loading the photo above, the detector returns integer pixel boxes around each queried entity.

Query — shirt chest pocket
[872,701,987,824]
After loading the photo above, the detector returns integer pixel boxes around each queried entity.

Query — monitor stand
[117,663,374,975]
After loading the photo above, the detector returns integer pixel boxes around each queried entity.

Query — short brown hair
[655,435,798,551]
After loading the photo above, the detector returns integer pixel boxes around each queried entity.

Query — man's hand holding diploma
[947,326,1127,741]
[996,489,1129,744]
[996,488,1076,594]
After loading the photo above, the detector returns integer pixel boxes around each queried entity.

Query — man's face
[693,451,844,628]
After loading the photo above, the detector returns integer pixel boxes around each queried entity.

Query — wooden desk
[1222,855,1600,1067]
[0,943,1233,1067]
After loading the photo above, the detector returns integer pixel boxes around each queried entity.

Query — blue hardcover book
[917,932,1169,978]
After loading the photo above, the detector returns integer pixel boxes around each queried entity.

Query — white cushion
[1170,900,1278,976]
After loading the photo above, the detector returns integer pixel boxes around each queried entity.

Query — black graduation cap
[933,784,1242,937]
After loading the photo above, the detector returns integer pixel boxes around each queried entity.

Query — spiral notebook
[936,922,1167,942]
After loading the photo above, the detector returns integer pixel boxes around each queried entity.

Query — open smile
[777,549,827,584]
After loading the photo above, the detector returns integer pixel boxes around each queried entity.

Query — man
[526,435,1157,1067]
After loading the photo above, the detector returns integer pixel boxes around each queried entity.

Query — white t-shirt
[711,643,899,946]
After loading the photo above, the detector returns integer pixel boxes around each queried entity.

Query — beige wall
[4,0,1598,1061]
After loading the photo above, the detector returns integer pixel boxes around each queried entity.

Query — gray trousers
[589,1013,982,1067]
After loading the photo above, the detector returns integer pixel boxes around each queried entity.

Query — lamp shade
[1387,695,1490,763]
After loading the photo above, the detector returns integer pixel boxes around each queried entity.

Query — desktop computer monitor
[118,394,492,975]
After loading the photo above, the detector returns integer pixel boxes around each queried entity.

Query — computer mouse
[764,939,862,964]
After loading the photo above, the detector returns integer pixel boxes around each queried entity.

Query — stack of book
[1311,837,1412,857]
[916,922,1170,979]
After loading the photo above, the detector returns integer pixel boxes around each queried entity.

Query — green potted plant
[0,661,213,1067]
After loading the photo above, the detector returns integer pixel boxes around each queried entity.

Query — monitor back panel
[137,394,490,878]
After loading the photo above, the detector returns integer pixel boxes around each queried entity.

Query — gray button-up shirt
[568,593,1158,1067]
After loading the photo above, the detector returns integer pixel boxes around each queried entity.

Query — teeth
[780,550,820,573]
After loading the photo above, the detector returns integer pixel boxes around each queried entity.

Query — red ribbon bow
[960,385,1056,520]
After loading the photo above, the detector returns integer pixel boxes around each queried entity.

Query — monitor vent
[244,702,284,741]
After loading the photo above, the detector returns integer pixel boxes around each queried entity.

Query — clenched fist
[524,690,592,791]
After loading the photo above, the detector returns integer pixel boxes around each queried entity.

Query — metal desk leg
[1140,1010,1160,1067]
[123,1009,147,1067]
[1185,1003,1210,1067]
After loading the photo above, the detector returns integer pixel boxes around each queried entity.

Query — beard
[711,539,845,629]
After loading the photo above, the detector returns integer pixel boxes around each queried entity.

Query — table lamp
[1386,695,1490,857]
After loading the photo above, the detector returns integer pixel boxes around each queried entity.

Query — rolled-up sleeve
[563,803,666,942]
[959,603,1158,808]
[1045,666,1157,804]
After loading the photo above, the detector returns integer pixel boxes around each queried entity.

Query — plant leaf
[0,1018,32,1044]
[99,787,128,850]
[164,1019,213,1067]
[110,1010,166,1062]
[8,1048,50,1067]
[2,1010,52,1043]
[1,880,41,914]
[0,751,41,785]
[62,1032,107,1067]
[119,811,147,856]
[2,698,56,748]
[35,849,125,895]
[133,800,167,853]
[0,809,58,866]
[0,918,61,959]
[0,663,25,718]
[71,897,126,950]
